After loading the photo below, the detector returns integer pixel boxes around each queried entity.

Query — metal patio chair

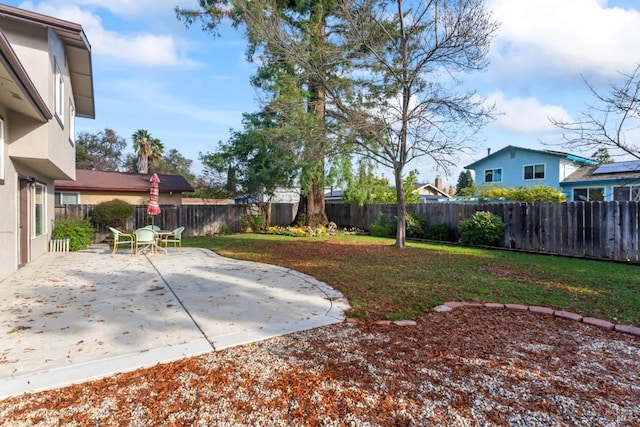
[108,227,135,256]
[134,227,158,255]
[162,226,185,252]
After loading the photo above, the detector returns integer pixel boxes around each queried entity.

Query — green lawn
[184,234,640,326]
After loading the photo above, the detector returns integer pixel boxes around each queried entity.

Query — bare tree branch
[550,64,640,160]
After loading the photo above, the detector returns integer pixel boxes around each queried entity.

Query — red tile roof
[54,170,194,193]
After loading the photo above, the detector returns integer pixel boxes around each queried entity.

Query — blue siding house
[465,146,597,191]
[561,161,640,201]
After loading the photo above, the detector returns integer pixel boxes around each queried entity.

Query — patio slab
[0,245,349,400]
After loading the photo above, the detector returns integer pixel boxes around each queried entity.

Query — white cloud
[488,0,640,77]
[22,0,196,18]
[18,1,189,67]
[487,92,572,133]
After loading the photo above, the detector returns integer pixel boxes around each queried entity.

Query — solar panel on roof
[593,161,640,174]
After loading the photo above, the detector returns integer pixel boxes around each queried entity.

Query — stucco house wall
[0,5,94,282]
[69,191,183,206]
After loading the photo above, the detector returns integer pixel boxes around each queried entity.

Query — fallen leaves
[1,308,638,426]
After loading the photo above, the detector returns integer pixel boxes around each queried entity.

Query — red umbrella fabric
[147,173,161,216]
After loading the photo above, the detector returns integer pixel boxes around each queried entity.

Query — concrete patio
[0,245,349,399]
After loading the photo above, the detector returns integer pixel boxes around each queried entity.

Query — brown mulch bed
[1,308,638,426]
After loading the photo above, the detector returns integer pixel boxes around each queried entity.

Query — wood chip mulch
[1,308,638,426]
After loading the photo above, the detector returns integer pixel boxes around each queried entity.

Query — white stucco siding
[0,20,49,95]
[0,105,18,282]
[47,29,75,179]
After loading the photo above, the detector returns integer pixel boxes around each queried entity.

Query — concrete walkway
[0,245,349,400]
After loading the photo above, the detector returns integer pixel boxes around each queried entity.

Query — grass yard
[184,233,640,326]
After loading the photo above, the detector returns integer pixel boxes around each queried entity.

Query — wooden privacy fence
[326,201,640,263]
[55,203,298,239]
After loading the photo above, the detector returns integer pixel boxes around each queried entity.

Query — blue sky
[6,0,640,187]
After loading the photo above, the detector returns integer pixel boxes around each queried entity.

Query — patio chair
[108,227,134,256]
[134,227,158,255]
[162,226,185,252]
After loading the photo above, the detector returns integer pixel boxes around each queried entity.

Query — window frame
[613,185,640,202]
[33,182,47,237]
[573,187,605,202]
[54,191,79,205]
[524,163,545,180]
[54,60,65,126]
[484,167,503,183]
[69,101,75,145]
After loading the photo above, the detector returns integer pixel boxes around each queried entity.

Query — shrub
[405,212,425,239]
[241,214,266,232]
[458,211,506,246]
[474,184,566,202]
[219,224,232,235]
[92,199,134,228]
[426,223,457,242]
[51,218,94,251]
[508,185,567,202]
[369,212,396,237]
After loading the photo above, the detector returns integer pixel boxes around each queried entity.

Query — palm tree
[148,137,164,171]
[132,129,164,173]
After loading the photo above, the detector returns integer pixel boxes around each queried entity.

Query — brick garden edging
[346,302,640,339]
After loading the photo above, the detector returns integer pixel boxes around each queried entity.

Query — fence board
[630,202,639,262]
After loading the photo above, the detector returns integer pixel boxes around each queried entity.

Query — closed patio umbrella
[147,173,161,225]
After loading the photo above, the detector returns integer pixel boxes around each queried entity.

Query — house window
[524,164,545,180]
[484,168,502,183]
[69,102,75,145]
[573,187,605,202]
[613,185,640,202]
[55,60,65,125]
[0,118,4,184]
[33,183,46,236]
[55,191,79,204]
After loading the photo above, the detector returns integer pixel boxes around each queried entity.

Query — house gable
[465,145,597,189]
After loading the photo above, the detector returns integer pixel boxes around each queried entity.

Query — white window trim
[524,163,545,180]
[69,101,75,145]
[55,191,80,204]
[613,185,640,201]
[573,187,605,202]
[484,167,503,183]
[32,182,47,237]
[54,60,65,125]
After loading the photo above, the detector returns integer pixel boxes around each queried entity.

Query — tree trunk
[293,7,328,228]
[261,202,272,228]
[293,175,328,227]
[394,167,406,248]
[137,155,149,174]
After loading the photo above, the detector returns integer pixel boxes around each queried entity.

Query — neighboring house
[0,5,94,282]
[415,177,450,202]
[465,145,597,190]
[324,188,344,203]
[235,187,300,205]
[561,160,640,201]
[182,197,235,205]
[324,179,450,204]
[54,170,194,205]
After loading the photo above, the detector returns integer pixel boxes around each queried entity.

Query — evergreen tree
[456,170,475,195]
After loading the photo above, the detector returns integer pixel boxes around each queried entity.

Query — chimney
[487,147,491,156]
[435,176,443,190]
